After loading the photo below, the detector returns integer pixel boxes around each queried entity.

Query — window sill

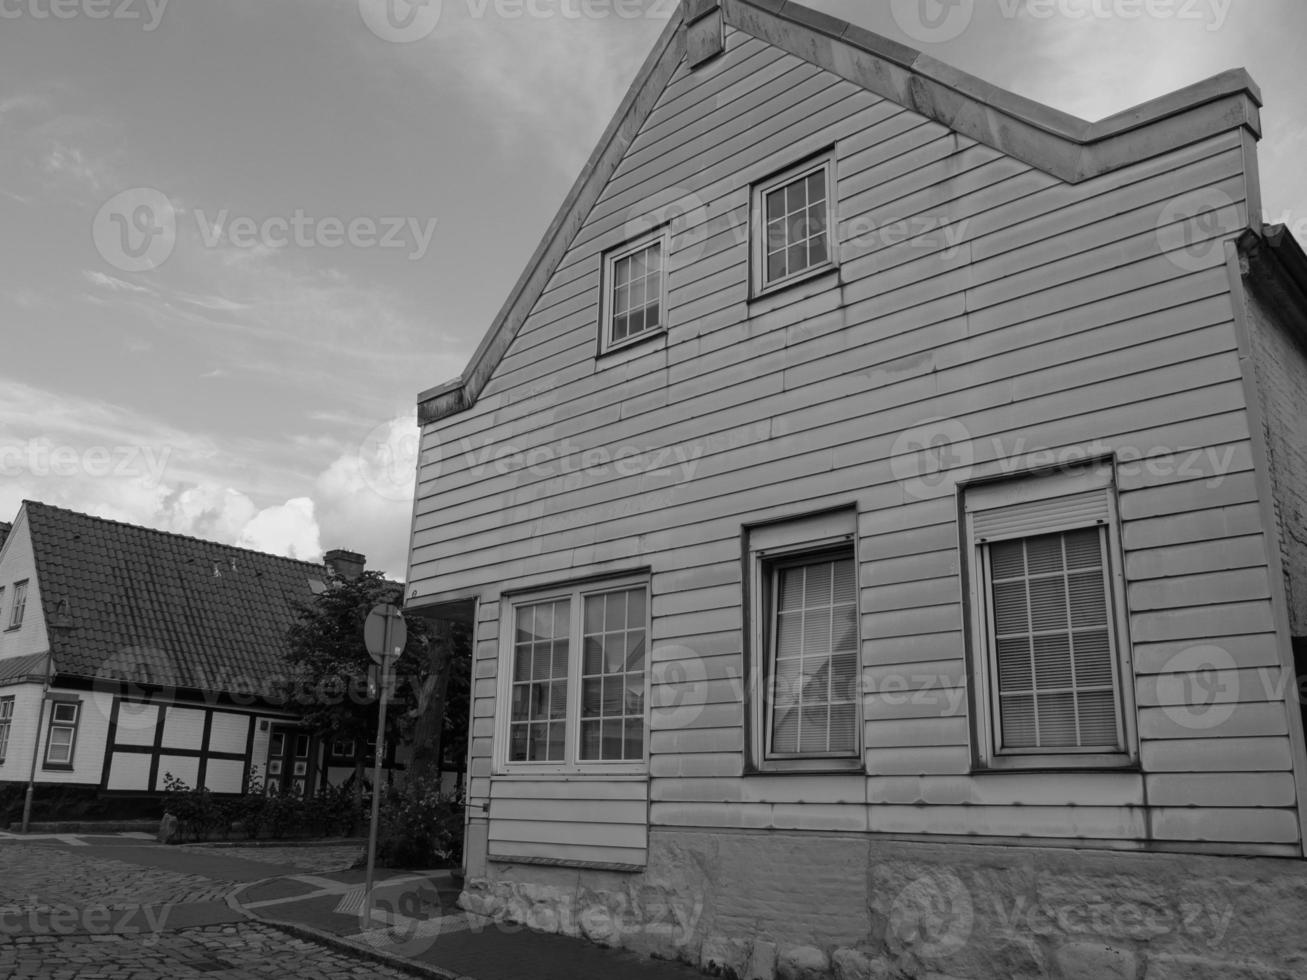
[596,327,667,370]
[494,769,648,781]
[42,763,74,772]
[749,265,839,310]
[972,757,1139,775]
[489,853,645,873]
[747,757,864,776]
[3,626,21,633]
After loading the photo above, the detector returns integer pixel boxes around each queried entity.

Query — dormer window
[753,153,835,294]
[600,229,667,354]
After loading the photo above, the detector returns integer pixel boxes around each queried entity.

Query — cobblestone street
[0,922,412,979]
[0,838,410,980]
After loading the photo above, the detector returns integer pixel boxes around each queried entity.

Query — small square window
[600,231,667,354]
[753,155,835,294]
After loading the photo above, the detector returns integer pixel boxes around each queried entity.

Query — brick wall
[1244,281,1307,637]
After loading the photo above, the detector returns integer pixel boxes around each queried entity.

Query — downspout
[21,651,53,834]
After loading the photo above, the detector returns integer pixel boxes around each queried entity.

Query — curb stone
[226,878,471,980]
[184,837,367,849]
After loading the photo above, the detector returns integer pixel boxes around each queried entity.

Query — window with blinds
[965,462,1132,765]
[767,551,860,759]
[986,527,1121,751]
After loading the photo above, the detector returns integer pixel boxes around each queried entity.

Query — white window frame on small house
[0,696,14,763]
[496,575,651,775]
[964,461,1138,771]
[43,698,81,769]
[599,229,668,355]
[7,580,27,630]
[752,153,836,296]
[747,508,863,773]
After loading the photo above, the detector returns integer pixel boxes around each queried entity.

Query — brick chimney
[323,549,366,581]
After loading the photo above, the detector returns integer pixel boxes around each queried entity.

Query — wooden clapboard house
[0,500,401,819]
[404,0,1307,973]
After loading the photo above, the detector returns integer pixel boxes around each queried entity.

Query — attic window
[753,154,835,295]
[600,229,667,355]
[7,580,27,630]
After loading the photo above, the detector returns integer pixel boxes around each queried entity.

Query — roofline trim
[417,0,1264,425]
[416,8,687,418]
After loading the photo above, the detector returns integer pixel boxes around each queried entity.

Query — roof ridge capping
[23,499,329,573]
[417,0,1264,424]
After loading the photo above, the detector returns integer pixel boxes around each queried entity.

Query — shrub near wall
[161,774,365,842]
[0,782,162,827]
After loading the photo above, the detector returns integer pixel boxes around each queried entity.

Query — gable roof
[23,501,329,698]
[0,521,10,554]
[417,0,1262,426]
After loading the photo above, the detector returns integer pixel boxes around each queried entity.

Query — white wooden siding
[411,22,1293,854]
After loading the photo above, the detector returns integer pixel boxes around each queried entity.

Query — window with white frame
[753,154,835,294]
[502,577,648,770]
[8,581,26,630]
[965,462,1136,767]
[600,230,667,353]
[0,696,13,762]
[748,509,861,770]
[44,699,80,768]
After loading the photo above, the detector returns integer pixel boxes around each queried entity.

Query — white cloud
[237,496,322,560]
[312,412,420,580]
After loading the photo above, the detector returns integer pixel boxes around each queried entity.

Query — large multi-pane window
[0,696,13,763]
[601,231,667,353]
[503,579,648,771]
[965,462,1135,767]
[753,155,834,293]
[747,508,862,771]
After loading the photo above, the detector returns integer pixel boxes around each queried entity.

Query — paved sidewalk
[230,868,707,980]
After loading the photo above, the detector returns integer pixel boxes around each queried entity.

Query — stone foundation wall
[460,830,1307,979]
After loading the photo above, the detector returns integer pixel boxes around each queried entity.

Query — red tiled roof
[25,501,329,697]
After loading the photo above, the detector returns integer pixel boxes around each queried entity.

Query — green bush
[161,772,368,843]
[375,774,463,869]
[161,773,233,842]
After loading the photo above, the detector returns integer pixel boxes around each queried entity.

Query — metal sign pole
[363,618,394,923]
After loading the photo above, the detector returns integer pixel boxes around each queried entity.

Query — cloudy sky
[1,0,1303,578]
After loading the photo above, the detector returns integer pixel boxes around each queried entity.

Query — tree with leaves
[282,570,429,814]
